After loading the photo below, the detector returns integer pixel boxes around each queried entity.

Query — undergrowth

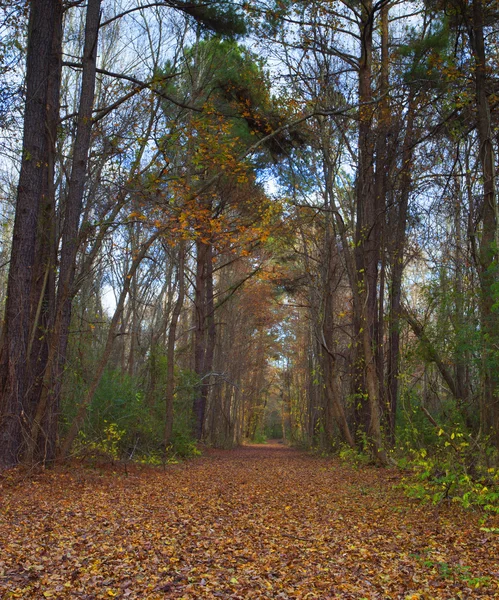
[400,434,499,513]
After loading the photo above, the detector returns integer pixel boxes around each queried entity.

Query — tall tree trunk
[322,351,356,448]
[374,0,389,430]
[386,96,415,446]
[127,253,139,377]
[26,0,101,464]
[467,0,499,446]
[452,183,469,410]
[0,0,63,468]
[199,243,216,440]
[322,177,355,449]
[194,238,209,440]
[354,0,387,463]
[164,241,186,447]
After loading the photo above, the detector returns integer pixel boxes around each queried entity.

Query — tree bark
[193,240,216,441]
[26,0,101,464]
[164,241,186,447]
[354,0,387,463]
[194,238,209,440]
[467,0,499,446]
[373,0,389,423]
[386,96,415,445]
[0,0,63,468]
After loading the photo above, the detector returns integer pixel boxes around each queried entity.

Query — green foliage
[67,369,160,458]
[400,429,499,513]
[392,277,499,513]
[179,1,247,37]
[410,552,492,589]
[161,37,303,163]
[398,15,452,90]
[338,444,371,467]
[65,364,201,463]
[170,368,201,457]
[77,421,125,461]
[263,420,283,440]
[251,429,268,444]
[396,384,461,449]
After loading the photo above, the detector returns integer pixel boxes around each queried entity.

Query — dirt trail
[0,443,498,599]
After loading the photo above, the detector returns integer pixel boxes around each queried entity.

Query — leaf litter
[0,442,498,599]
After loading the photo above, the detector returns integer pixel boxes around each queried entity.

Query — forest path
[0,443,498,599]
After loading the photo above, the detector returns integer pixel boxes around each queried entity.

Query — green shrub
[169,368,200,457]
[251,429,268,444]
[338,444,371,467]
[401,427,499,513]
[65,365,201,462]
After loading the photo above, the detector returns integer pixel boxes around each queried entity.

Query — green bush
[169,368,200,457]
[251,429,268,444]
[401,427,499,513]
[338,444,371,467]
[65,365,201,462]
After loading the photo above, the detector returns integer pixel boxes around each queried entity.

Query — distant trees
[160,36,299,441]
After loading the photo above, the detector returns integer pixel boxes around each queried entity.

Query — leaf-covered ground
[0,443,498,599]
